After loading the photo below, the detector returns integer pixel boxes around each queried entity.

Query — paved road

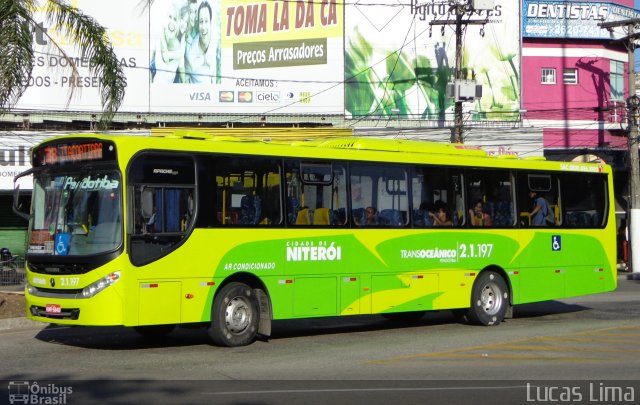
[1,277,639,404]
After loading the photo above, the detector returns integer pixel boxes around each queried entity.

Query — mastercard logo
[238,91,253,103]
[219,91,234,102]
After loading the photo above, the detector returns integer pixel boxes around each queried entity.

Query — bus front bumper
[25,280,124,326]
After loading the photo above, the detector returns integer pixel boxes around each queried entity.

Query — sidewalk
[0,282,25,294]
[0,282,39,330]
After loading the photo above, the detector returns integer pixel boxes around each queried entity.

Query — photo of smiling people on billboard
[150,0,221,84]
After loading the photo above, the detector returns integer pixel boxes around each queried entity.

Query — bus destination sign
[34,140,116,167]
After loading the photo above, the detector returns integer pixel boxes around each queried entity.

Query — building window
[563,68,578,85]
[541,68,556,84]
[610,60,624,100]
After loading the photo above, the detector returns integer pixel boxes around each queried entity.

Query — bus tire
[133,324,175,338]
[467,271,508,326]
[208,282,259,347]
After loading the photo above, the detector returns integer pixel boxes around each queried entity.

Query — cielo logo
[8,381,74,404]
[256,91,280,103]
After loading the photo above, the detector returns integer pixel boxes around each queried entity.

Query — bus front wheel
[208,282,259,347]
[467,271,508,326]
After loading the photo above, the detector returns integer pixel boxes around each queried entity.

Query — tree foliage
[0,0,126,127]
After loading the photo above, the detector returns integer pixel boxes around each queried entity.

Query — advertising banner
[13,0,149,113]
[523,0,640,39]
[149,0,344,114]
[0,134,56,191]
[14,0,344,115]
[12,0,522,120]
[344,0,521,121]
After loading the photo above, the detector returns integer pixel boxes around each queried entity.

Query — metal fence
[0,256,26,287]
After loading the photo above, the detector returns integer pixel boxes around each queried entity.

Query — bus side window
[411,166,464,228]
[128,153,196,266]
[286,161,347,227]
[560,173,607,228]
[213,156,282,227]
[518,173,559,228]
[465,169,515,228]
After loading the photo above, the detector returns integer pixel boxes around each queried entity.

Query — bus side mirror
[13,169,32,221]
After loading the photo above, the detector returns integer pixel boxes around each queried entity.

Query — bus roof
[154,129,488,157]
[36,130,611,175]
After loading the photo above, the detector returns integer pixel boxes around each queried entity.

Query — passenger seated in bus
[469,200,492,226]
[354,206,377,226]
[365,206,377,225]
[429,200,452,226]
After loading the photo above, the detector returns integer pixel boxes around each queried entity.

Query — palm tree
[0,0,126,127]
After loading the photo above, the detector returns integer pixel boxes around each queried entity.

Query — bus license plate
[45,304,61,314]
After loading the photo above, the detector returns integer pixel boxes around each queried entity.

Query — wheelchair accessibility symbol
[552,235,561,251]
[54,233,70,256]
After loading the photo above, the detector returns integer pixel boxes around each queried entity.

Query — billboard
[344,0,521,121]
[13,0,149,113]
[13,0,520,121]
[523,0,640,39]
[149,0,345,113]
[0,133,60,191]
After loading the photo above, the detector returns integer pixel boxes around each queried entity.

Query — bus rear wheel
[208,282,259,347]
[467,271,508,326]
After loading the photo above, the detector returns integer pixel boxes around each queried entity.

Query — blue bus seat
[352,208,367,226]
[239,195,262,225]
[378,209,403,226]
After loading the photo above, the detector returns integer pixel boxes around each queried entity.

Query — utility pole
[453,3,465,144]
[430,0,491,143]
[600,19,640,274]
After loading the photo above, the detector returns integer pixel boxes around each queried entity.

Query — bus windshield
[28,170,122,256]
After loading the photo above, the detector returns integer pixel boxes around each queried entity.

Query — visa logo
[188,92,212,101]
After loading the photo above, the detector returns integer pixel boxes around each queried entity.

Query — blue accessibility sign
[55,233,70,256]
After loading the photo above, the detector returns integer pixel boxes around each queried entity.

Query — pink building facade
[522,0,636,171]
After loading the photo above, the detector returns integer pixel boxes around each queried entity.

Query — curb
[0,316,41,331]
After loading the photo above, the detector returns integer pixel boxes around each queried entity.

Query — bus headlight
[81,271,120,298]
[26,283,36,296]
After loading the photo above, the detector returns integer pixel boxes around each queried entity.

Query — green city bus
[14,131,616,346]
